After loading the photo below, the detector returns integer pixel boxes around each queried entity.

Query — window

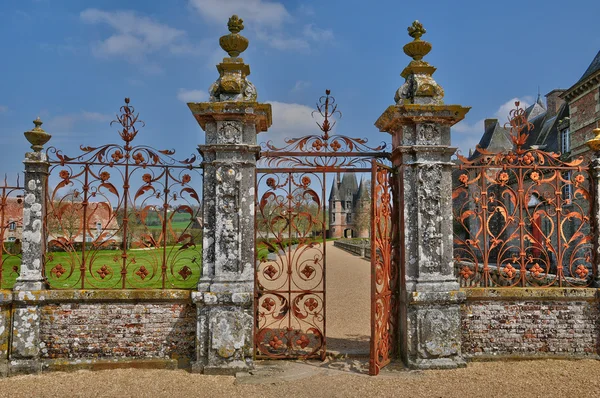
[563,171,573,201]
[560,128,570,153]
[9,222,16,231]
[8,237,15,242]
[347,213,352,223]
[86,237,93,243]
[96,222,102,232]
[346,201,351,209]
[331,213,335,223]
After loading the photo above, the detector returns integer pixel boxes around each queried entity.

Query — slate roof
[577,50,600,84]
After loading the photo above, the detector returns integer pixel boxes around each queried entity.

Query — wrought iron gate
[369,161,398,375]
[253,91,398,372]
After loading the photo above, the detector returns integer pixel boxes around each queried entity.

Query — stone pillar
[375,21,470,369]
[11,118,51,374]
[586,126,600,288]
[187,15,271,375]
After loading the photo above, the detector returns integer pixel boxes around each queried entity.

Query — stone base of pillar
[191,289,254,375]
[8,359,42,375]
[404,290,466,370]
[13,281,45,291]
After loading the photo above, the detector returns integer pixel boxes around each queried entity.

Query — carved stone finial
[227,15,244,34]
[24,117,51,152]
[408,20,426,40]
[394,20,444,105]
[403,20,432,61]
[219,15,249,57]
[208,15,257,102]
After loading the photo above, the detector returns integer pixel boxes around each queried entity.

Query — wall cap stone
[375,104,470,132]
[11,289,192,304]
[0,290,13,304]
[409,290,466,305]
[462,287,599,301]
[188,102,272,132]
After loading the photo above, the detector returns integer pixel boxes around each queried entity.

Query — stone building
[328,173,370,238]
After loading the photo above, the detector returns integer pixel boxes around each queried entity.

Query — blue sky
[1,0,599,181]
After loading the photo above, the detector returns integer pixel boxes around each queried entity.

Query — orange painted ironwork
[369,160,398,375]
[453,102,595,287]
[254,90,396,367]
[44,98,202,289]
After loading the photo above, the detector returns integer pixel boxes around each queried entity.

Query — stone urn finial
[403,20,432,61]
[586,124,600,153]
[219,15,249,57]
[24,117,51,152]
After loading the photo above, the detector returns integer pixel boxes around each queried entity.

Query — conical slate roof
[339,173,358,200]
[329,174,340,201]
[355,176,370,202]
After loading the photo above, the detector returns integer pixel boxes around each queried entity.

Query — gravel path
[1,360,599,398]
[325,241,371,355]
[5,244,598,397]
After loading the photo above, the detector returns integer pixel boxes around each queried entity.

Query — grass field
[143,211,197,231]
[1,244,202,290]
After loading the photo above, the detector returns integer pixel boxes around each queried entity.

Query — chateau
[328,173,370,238]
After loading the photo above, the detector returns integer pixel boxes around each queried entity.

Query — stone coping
[462,287,599,302]
[40,358,182,372]
[2,289,192,304]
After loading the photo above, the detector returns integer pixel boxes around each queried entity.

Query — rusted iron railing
[453,102,594,287]
[44,98,203,289]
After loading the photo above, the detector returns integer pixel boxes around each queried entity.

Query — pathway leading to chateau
[325,241,371,356]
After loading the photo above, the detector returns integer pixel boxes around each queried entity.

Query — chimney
[484,119,498,131]
[545,89,566,117]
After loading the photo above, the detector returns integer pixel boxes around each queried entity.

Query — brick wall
[39,302,195,362]
[461,289,600,358]
[569,87,600,156]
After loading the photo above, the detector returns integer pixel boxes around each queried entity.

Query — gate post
[187,16,272,374]
[586,126,600,287]
[11,118,51,374]
[375,21,470,369]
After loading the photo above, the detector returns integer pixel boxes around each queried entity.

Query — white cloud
[177,89,209,103]
[188,0,332,52]
[452,97,533,155]
[45,111,112,134]
[292,80,311,92]
[80,8,200,72]
[260,101,317,148]
[81,111,112,122]
[257,31,309,51]
[302,24,334,42]
[188,0,290,28]
[0,105,7,113]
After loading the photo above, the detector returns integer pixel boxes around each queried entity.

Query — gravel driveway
[1,359,599,398]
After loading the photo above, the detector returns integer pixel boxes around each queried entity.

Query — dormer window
[560,129,570,153]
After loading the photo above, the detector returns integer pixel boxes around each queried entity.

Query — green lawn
[2,244,202,290]
[144,212,196,231]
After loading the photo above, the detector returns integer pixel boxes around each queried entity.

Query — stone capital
[188,102,272,133]
[375,104,470,134]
